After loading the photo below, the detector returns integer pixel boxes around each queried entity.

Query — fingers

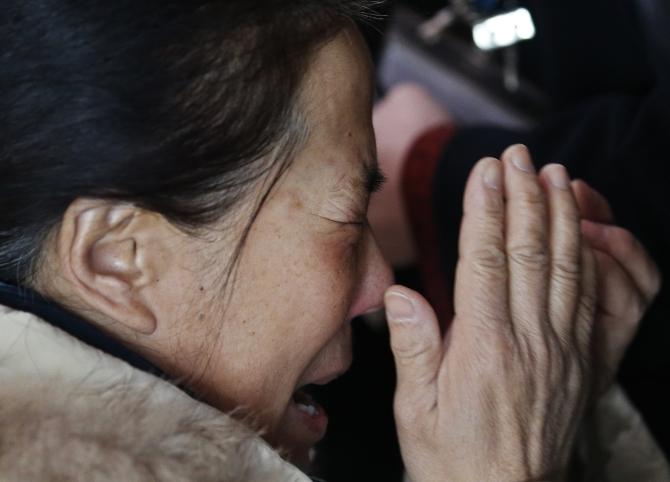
[591,249,643,319]
[571,180,615,224]
[581,220,662,302]
[385,285,442,414]
[501,145,550,339]
[591,250,641,393]
[454,157,508,335]
[573,179,660,306]
[538,164,582,346]
[592,249,643,340]
[575,243,598,355]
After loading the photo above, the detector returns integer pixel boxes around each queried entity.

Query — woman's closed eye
[317,191,365,225]
[323,167,385,222]
[365,165,387,195]
[312,211,367,229]
[310,163,385,231]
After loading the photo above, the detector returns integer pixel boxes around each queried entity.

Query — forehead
[286,28,376,192]
[253,26,378,228]
[302,27,375,110]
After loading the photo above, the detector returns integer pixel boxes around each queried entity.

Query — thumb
[385,285,442,412]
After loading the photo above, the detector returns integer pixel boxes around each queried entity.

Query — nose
[349,228,395,318]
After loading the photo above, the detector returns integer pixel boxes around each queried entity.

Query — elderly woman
[0,1,662,481]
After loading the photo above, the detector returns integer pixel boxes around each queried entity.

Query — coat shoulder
[0,307,308,482]
[0,377,308,481]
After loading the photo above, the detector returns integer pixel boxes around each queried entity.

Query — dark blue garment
[0,280,170,380]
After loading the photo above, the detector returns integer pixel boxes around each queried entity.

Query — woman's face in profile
[39,27,391,465]
[169,29,393,463]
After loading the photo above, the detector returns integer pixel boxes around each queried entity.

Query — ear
[56,199,173,335]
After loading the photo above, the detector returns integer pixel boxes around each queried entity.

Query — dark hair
[0,0,379,284]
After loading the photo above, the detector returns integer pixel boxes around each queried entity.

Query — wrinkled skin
[384,145,661,482]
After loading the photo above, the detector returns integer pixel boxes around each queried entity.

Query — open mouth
[293,385,321,417]
[287,363,351,444]
[289,384,329,439]
[283,360,352,452]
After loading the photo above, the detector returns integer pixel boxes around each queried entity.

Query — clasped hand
[384,145,661,482]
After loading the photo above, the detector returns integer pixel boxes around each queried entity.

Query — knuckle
[554,207,581,231]
[509,243,550,271]
[551,255,582,283]
[391,339,434,364]
[515,182,545,209]
[479,197,504,217]
[464,197,504,220]
[467,246,507,277]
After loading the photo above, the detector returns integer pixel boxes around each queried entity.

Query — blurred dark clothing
[421,0,670,455]
[516,0,655,105]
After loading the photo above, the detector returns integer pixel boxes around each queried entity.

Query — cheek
[256,233,359,384]
[292,235,360,329]
[205,228,357,401]
[315,232,366,310]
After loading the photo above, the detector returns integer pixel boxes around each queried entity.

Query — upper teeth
[296,403,318,416]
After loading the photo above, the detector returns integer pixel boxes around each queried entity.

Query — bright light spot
[472,8,536,51]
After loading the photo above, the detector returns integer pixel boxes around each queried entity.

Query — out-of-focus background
[311,0,670,480]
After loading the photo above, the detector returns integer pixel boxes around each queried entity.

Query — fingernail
[385,291,416,322]
[483,160,502,190]
[510,145,535,173]
[546,164,570,190]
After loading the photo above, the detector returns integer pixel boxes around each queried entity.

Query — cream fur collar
[0,304,311,481]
